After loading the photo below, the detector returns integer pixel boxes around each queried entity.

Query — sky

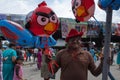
[0,0,120,23]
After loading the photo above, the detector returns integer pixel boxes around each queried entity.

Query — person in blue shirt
[89,47,97,62]
[0,40,3,80]
[2,43,17,80]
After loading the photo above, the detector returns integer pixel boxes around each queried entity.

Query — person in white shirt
[33,48,38,62]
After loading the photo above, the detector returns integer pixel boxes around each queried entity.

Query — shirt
[2,48,17,80]
[53,49,103,80]
[13,64,23,80]
[34,48,38,54]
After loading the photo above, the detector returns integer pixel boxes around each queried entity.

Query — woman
[2,43,17,80]
[0,40,3,80]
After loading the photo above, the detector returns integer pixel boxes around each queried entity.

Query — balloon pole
[102,7,113,80]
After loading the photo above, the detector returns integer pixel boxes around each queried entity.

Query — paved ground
[23,55,120,80]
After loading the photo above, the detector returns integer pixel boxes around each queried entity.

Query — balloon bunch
[98,0,120,10]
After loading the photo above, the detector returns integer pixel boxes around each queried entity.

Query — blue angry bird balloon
[0,20,56,48]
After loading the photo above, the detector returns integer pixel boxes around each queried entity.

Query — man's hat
[65,29,83,42]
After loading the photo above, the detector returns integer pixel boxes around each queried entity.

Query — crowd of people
[0,40,56,80]
[0,29,120,80]
[0,42,40,80]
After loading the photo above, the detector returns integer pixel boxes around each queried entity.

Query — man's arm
[88,52,103,76]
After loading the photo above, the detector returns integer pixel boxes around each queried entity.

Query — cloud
[47,0,74,18]
[0,0,38,14]
[0,0,120,23]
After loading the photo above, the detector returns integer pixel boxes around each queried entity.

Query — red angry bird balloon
[25,1,59,37]
[71,0,95,22]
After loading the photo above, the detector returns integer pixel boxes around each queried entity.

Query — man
[50,29,103,80]
[2,43,17,80]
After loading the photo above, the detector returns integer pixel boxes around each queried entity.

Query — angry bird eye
[75,0,81,8]
[50,14,58,23]
[37,16,49,26]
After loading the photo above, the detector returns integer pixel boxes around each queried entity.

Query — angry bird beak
[44,22,56,35]
[76,6,88,17]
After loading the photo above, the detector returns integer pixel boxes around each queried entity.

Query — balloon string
[92,16,103,31]
[93,16,101,27]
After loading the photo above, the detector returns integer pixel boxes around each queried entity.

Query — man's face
[67,36,82,49]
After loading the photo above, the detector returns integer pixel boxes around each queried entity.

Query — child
[13,56,24,80]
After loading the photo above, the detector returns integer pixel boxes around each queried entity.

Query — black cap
[16,56,24,61]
